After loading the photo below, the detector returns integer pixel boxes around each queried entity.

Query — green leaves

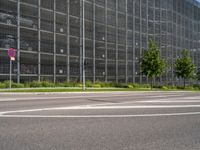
[174,49,195,87]
[140,39,166,79]
[196,68,200,81]
[174,49,195,80]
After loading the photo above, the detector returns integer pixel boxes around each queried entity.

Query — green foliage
[55,82,65,87]
[0,80,199,92]
[196,68,200,81]
[94,81,115,87]
[128,83,150,89]
[184,86,194,90]
[127,84,134,89]
[28,81,43,88]
[140,39,166,79]
[0,82,6,88]
[131,83,140,88]
[174,49,195,87]
[93,84,101,88]
[166,85,177,89]
[161,86,168,90]
[63,81,76,87]
[3,80,12,88]
[12,83,24,88]
[115,83,128,88]
[86,81,93,87]
[140,84,151,88]
[41,81,55,87]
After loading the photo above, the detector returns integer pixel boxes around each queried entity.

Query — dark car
[0,35,32,50]
[0,35,16,48]
[0,10,37,28]
[0,10,16,25]
[20,16,37,29]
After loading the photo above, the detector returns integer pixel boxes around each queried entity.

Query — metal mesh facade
[0,0,200,84]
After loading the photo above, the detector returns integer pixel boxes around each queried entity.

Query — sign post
[9,59,12,89]
[8,48,16,89]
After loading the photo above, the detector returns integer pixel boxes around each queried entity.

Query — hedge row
[1,80,200,90]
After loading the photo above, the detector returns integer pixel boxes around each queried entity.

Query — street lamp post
[82,0,86,91]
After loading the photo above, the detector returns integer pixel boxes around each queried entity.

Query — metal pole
[9,59,12,89]
[82,0,86,91]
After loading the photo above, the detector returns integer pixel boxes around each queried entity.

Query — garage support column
[67,0,70,82]
[38,0,41,82]
[93,0,96,83]
[17,0,20,83]
[53,0,56,83]
[132,1,135,83]
[116,0,118,83]
[125,0,128,84]
[105,0,108,82]
[80,0,83,83]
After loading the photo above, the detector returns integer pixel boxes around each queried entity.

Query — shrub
[115,83,128,88]
[93,84,101,88]
[161,86,168,90]
[128,84,134,89]
[140,84,151,88]
[129,83,150,89]
[184,86,194,90]
[41,81,55,87]
[0,82,6,88]
[28,81,43,88]
[153,85,162,89]
[55,82,65,87]
[86,81,93,87]
[3,81,14,88]
[95,81,118,88]
[168,85,177,89]
[76,83,83,87]
[131,83,140,88]
[193,84,200,90]
[63,82,76,87]
[12,83,24,88]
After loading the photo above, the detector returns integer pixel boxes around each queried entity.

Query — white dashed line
[1,111,200,118]
[1,104,200,115]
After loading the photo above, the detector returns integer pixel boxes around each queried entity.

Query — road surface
[0,91,200,150]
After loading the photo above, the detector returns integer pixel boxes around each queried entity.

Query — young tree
[196,68,200,82]
[174,49,195,88]
[140,39,166,89]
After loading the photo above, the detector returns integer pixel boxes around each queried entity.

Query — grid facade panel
[0,0,199,84]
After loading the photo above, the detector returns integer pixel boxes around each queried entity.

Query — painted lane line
[92,99,200,107]
[139,100,200,103]
[1,111,200,118]
[0,94,153,102]
[2,105,200,115]
[0,98,17,102]
[0,94,184,102]
[177,97,200,100]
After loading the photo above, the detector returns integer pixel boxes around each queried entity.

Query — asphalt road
[0,91,200,150]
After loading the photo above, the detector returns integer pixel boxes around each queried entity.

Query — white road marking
[178,97,200,100]
[2,104,200,115]
[0,93,182,102]
[0,98,17,102]
[139,100,200,103]
[92,98,200,106]
[149,95,170,98]
[1,111,200,118]
[0,94,153,102]
[0,96,105,101]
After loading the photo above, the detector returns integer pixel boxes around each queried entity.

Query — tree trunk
[151,78,153,90]
[184,78,186,89]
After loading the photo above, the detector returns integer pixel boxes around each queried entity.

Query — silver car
[0,35,32,51]
[0,10,37,28]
